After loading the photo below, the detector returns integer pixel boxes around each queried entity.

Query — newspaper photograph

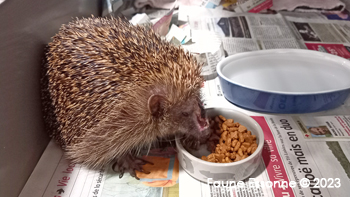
[283,16,350,59]
[286,16,350,44]
[290,21,344,43]
[293,116,350,139]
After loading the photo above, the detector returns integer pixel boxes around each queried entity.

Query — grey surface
[0,1,101,196]
[182,153,194,174]
[199,170,236,180]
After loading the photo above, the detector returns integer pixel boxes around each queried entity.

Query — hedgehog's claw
[112,154,152,180]
[129,170,139,180]
[119,171,124,178]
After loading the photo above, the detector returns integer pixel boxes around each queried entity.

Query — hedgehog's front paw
[112,154,153,180]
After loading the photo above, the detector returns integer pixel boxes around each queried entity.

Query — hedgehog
[41,16,209,178]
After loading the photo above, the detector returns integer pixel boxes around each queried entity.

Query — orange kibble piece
[202,115,258,163]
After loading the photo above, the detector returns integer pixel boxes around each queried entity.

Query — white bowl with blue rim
[217,49,350,113]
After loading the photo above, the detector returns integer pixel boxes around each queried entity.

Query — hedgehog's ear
[148,94,166,118]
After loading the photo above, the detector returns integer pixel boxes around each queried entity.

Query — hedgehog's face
[148,94,209,137]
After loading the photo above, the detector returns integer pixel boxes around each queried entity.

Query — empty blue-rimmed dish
[217,49,350,113]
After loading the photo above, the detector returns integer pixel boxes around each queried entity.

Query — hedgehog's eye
[182,112,189,117]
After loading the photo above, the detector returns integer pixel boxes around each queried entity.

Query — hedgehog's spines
[44,16,204,169]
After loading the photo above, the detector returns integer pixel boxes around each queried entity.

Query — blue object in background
[218,76,350,113]
[324,9,350,21]
[216,49,350,114]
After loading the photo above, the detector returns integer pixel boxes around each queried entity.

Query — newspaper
[188,13,302,51]
[180,114,350,197]
[186,76,350,197]
[20,97,350,197]
[178,7,304,78]
[180,9,350,195]
[271,0,345,13]
[19,7,350,197]
[234,0,273,13]
[18,140,170,197]
[285,16,350,59]
[179,6,350,78]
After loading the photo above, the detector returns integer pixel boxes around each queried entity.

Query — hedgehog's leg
[112,154,153,180]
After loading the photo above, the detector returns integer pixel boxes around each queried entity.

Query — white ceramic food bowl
[176,108,264,183]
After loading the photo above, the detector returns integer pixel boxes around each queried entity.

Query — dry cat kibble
[202,115,258,163]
